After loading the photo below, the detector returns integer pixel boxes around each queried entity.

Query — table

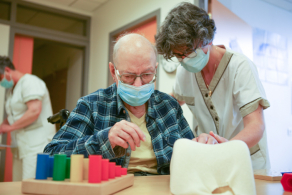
[0,175,291,195]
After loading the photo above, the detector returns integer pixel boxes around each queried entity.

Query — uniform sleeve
[43,98,117,159]
[232,57,270,117]
[21,75,46,103]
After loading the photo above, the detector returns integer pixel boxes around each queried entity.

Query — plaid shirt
[44,83,194,174]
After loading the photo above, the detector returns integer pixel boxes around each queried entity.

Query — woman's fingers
[209,131,228,143]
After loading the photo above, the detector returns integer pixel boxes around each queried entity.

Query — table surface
[0,175,291,195]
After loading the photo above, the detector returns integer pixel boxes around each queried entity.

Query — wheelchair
[47,109,70,129]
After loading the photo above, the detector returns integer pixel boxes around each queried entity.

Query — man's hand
[0,123,14,134]
[209,131,229,143]
[108,120,146,151]
[192,133,218,144]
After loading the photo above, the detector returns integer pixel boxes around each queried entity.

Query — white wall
[218,0,292,171]
[0,24,10,125]
[212,0,253,60]
[89,0,195,129]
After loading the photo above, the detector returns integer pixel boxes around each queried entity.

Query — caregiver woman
[155,2,270,170]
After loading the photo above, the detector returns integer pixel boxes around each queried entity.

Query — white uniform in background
[173,45,270,170]
[5,74,56,181]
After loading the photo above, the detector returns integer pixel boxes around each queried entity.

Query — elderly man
[44,33,216,175]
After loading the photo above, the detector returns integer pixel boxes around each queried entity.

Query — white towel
[170,139,256,195]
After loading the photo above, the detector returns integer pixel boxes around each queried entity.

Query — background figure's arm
[43,98,116,159]
[10,100,42,131]
[0,100,42,134]
[2,118,9,125]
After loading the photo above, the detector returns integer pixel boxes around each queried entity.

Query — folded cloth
[170,139,256,195]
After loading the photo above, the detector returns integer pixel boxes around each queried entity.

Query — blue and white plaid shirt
[44,83,194,174]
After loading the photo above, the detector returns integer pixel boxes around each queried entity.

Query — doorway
[32,38,83,114]
[2,34,84,182]
[0,0,90,182]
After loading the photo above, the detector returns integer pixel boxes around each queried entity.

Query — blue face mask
[0,72,14,89]
[180,47,210,73]
[117,80,154,106]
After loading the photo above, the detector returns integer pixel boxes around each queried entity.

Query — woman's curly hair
[155,2,216,60]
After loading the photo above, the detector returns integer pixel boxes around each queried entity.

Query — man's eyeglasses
[115,68,156,85]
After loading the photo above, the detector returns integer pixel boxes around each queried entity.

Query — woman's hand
[192,133,218,144]
[209,131,229,143]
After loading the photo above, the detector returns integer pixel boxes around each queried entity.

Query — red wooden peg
[281,173,292,192]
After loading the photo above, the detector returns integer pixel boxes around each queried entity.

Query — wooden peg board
[254,169,282,181]
[21,174,134,195]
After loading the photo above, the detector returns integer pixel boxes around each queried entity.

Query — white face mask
[179,47,210,73]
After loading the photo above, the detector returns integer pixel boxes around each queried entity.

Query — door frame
[0,0,90,182]
[107,9,160,89]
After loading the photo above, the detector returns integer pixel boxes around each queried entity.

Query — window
[16,5,86,36]
[0,1,11,21]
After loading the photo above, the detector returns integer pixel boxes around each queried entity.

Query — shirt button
[205,93,208,97]
[210,105,214,109]
[126,153,130,156]
[215,117,218,121]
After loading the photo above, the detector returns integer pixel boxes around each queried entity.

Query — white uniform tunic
[5,74,56,180]
[173,46,270,170]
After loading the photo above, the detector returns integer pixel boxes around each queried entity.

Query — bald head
[113,33,157,66]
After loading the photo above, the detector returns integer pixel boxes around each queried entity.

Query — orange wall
[113,18,157,88]
[115,18,157,44]
[12,35,34,74]
[4,35,34,182]
[130,18,157,43]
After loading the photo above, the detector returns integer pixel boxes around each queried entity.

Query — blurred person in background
[155,2,270,170]
[0,56,55,181]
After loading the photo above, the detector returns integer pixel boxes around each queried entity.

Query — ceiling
[26,0,292,15]
[45,0,109,12]
[25,0,110,14]
[260,0,292,13]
